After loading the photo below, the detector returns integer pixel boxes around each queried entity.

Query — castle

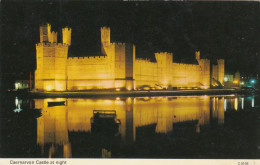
[34,24,224,91]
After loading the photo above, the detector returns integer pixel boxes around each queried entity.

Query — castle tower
[100,26,116,80]
[101,27,111,55]
[39,24,48,42]
[114,43,136,90]
[210,59,225,87]
[101,27,110,46]
[196,51,210,89]
[195,51,200,61]
[62,27,71,45]
[35,23,69,91]
[155,52,173,88]
[217,59,225,85]
[47,24,52,42]
[40,23,57,43]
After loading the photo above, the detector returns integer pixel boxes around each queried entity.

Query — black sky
[1,1,260,88]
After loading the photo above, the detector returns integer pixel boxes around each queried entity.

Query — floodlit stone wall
[134,52,211,89]
[35,42,68,91]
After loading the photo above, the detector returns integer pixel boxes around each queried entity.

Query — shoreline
[8,89,253,98]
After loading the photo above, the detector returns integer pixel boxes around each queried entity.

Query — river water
[0,94,259,158]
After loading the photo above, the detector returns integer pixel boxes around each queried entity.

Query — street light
[250,79,256,85]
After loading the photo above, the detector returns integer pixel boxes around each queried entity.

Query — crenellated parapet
[67,56,107,65]
[114,42,126,46]
[40,23,58,43]
[155,52,173,65]
[136,58,155,63]
[36,42,69,47]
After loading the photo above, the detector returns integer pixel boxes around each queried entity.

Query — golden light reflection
[224,99,227,112]
[34,96,232,157]
[252,96,254,108]
[241,97,244,110]
[234,98,238,111]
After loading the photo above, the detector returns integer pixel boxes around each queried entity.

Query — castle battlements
[67,56,107,65]
[110,43,116,46]
[100,26,110,30]
[114,42,126,46]
[68,56,106,60]
[156,52,173,55]
[36,43,69,47]
[68,56,106,59]
[63,26,71,30]
[136,58,154,63]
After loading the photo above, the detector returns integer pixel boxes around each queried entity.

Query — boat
[90,110,121,135]
[48,101,65,107]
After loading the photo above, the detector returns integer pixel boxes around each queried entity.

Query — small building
[223,74,234,88]
[224,74,233,82]
[14,80,29,90]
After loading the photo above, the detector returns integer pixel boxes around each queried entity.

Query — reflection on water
[30,95,257,158]
[2,94,259,158]
[252,96,255,108]
[14,97,22,113]
[241,97,244,109]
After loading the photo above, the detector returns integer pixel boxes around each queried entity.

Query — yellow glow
[234,98,238,111]
[62,27,71,45]
[143,87,150,90]
[33,95,231,156]
[233,80,238,84]
[45,85,54,91]
[224,77,228,82]
[15,83,19,89]
[201,86,209,89]
[55,82,65,91]
[116,88,120,91]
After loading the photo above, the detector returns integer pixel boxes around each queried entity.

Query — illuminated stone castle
[35,24,224,91]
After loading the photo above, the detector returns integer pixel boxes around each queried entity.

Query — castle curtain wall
[134,52,209,89]
[135,59,158,88]
[171,63,202,88]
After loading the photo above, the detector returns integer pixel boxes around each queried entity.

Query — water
[0,94,259,158]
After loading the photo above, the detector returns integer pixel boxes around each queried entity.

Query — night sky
[1,1,260,89]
